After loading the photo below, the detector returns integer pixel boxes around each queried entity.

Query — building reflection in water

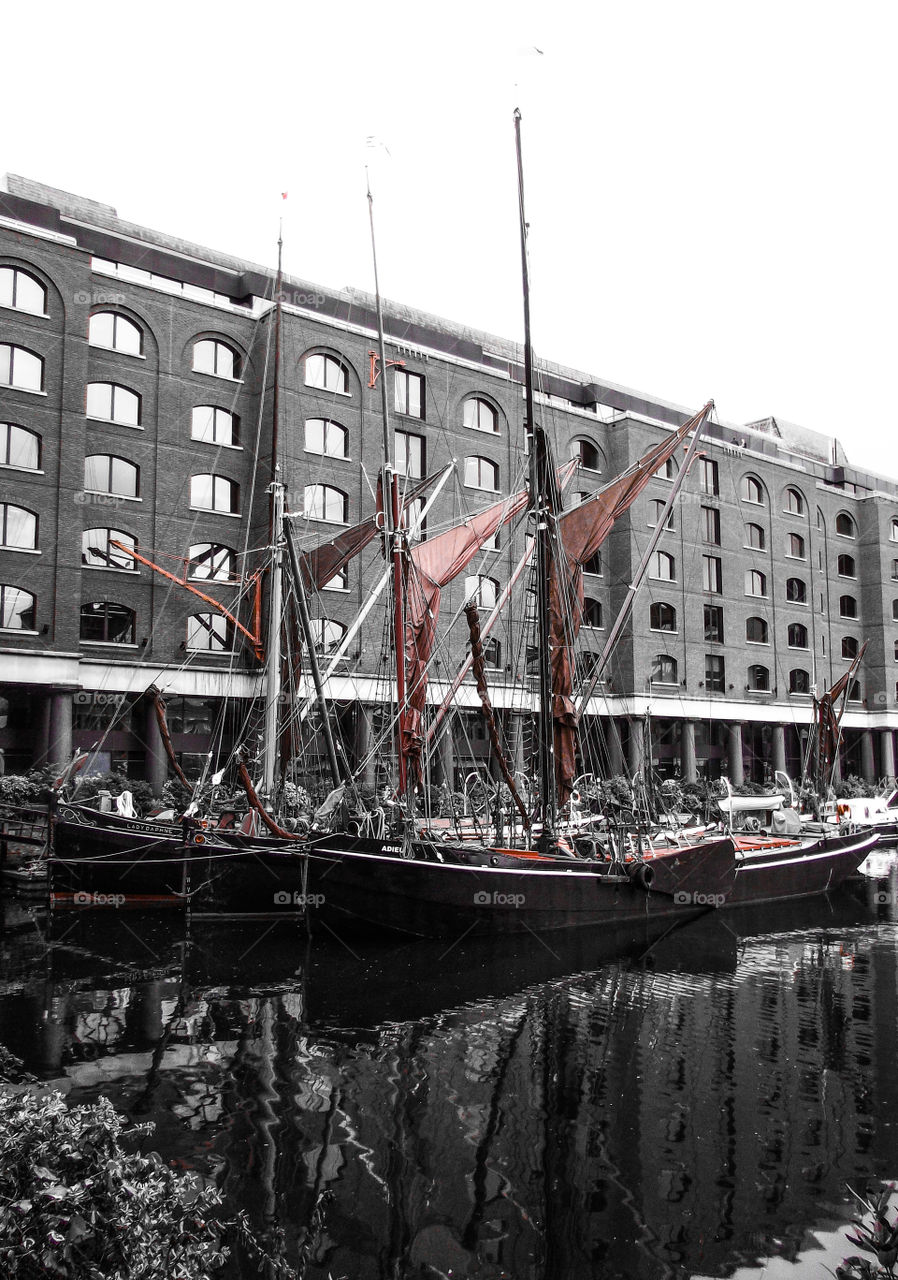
[1,895,897,1279]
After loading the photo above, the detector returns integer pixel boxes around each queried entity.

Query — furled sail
[551,404,711,800]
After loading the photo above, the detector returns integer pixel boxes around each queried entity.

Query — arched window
[465,574,500,610]
[304,418,347,458]
[190,474,239,514]
[741,475,764,504]
[663,456,678,480]
[836,554,856,577]
[842,636,859,660]
[891,517,898,542]
[305,353,348,393]
[745,570,767,598]
[304,484,347,523]
[747,664,770,692]
[788,622,808,648]
[572,438,604,472]
[192,406,238,446]
[836,512,856,538]
[893,600,898,622]
[651,654,678,685]
[463,397,498,434]
[649,499,674,530]
[0,267,47,315]
[0,505,37,550]
[483,637,501,668]
[839,594,858,619]
[650,550,676,581]
[746,617,768,644]
[323,565,348,591]
[82,529,136,570]
[80,602,135,644]
[88,312,143,355]
[787,533,806,559]
[746,522,765,550]
[0,423,40,470]
[784,487,805,516]
[193,339,240,378]
[188,543,235,581]
[789,669,811,694]
[848,680,861,702]
[464,456,499,491]
[892,559,898,582]
[84,455,139,498]
[786,577,807,604]
[312,618,347,654]
[583,551,602,575]
[86,382,141,427]
[187,613,232,651]
[0,585,35,630]
[650,602,677,632]
[582,597,602,628]
[0,344,43,392]
[894,639,898,662]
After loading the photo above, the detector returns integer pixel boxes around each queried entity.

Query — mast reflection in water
[2,887,898,1279]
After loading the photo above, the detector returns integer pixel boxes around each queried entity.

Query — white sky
[6,0,897,477]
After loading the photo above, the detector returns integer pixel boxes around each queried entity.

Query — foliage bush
[71,771,156,813]
[0,769,57,808]
[0,1084,298,1279]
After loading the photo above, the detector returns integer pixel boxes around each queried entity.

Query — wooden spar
[282,513,343,791]
[109,540,264,659]
[515,108,556,842]
[575,401,713,714]
[149,688,192,790]
[236,759,301,840]
[464,603,530,829]
[261,230,287,797]
[367,174,409,799]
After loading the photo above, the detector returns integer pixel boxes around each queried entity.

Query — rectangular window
[395,370,425,420]
[702,555,722,593]
[704,605,724,643]
[394,430,424,478]
[705,654,725,692]
[702,505,721,545]
[699,458,719,496]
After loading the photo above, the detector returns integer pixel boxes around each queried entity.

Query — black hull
[728,828,878,905]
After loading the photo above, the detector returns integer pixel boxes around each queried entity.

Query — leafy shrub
[0,769,56,808]
[71,772,155,813]
[0,1078,297,1278]
[834,775,873,800]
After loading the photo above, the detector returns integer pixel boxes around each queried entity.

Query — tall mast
[367,174,409,799]
[261,230,285,796]
[515,108,557,842]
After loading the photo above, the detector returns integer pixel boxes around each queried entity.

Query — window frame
[0,267,47,317]
[88,311,144,357]
[192,338,241,380]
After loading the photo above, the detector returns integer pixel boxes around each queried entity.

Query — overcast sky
[6,1,896,477]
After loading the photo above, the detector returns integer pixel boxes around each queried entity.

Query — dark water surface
[3,881,898,1280]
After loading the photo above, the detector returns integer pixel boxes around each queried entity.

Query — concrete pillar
[861,731,876,783]
[881,729,896,781]
[728,723,744,787]
[628,718,645,777]
[606,718,625,777]
[47,692,73,769]
[680,720,697,783]
[435,716,455,791]
[33,695,52,766]
[771,723,787,777]
[354,704,376,788]
[144,700,168,796]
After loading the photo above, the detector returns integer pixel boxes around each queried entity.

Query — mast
[515,108,557,842]
[367,174,410,800]
[261,230,285,797]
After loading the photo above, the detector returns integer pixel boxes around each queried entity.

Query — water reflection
[2,888,898,1278]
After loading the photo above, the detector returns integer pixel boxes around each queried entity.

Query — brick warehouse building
[1,173,897,794]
